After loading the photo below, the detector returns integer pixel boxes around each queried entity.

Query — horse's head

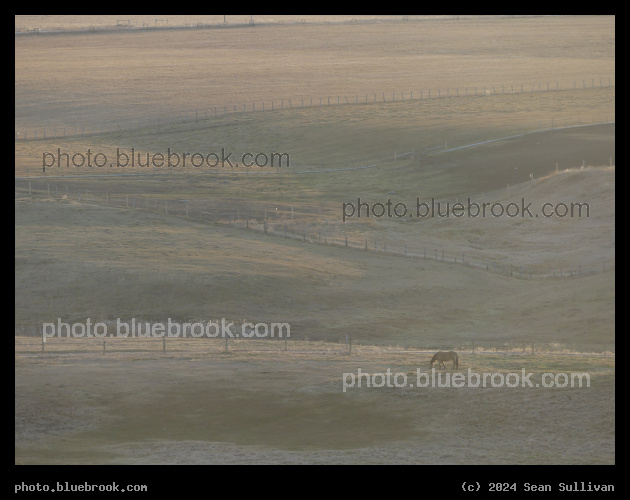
[429,353,437,368]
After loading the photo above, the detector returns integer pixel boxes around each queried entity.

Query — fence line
[13,332,614,357]
[15,174,615,280]
[14,15,561,36]
[14,77,615,141]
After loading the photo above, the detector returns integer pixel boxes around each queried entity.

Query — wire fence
[14,78,614,142]
[14,15,552,36]
[15,173,615,280]
[14,332,614,357]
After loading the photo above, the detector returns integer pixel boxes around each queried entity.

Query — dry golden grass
[15,16,614,131]
[15,15,614,465]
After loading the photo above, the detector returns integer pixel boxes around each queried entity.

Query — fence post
[472,340,475,353]
[103,340,106,355]
[163,336,166,353]
[531,341,535,355]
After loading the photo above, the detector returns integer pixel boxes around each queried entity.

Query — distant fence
[15,174,615,280]
[13,15,591,36]
[14,332,614,357]
[14,78,614,141]
[15,15,443,35]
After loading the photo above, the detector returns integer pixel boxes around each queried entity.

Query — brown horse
[430,351,458,369]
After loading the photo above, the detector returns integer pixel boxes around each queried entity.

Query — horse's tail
[430,353,437,368]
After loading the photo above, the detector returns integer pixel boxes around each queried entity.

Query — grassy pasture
[15,15,614,465]
[15,350,614,464]
[15,16,614,131]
